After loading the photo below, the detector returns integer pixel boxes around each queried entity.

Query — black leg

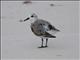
[45,38,48,47]
[38,38,44,48]
[41,38,44,47]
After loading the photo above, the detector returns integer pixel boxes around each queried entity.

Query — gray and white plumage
[20,13,60,48]
[31,19,59,38]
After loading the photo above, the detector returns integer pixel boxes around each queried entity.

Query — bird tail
[47,29,60,36]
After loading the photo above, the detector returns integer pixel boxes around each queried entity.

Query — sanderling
[19,13,60,48]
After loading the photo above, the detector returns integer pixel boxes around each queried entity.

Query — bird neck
[30,18,38,24]
[30,19,37,24]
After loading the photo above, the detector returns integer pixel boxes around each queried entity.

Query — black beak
[24,17,30,21]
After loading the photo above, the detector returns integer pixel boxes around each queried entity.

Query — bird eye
[43,24,45,25]
[31,15,34,17]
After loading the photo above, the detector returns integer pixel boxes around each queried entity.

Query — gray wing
[31,20,57,38]
[31,21,46,36]
[32,20,49,32]
[34,20,60,31]
[31,25,56,38]
[48,24,60,31]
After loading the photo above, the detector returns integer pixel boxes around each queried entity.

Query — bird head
[19,13,38,23]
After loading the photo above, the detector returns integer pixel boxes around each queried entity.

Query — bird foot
[45,46,48,47]
[38,46,44,48]
[38,46,48,48]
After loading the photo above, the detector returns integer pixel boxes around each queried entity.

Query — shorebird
[19,13,60,48]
